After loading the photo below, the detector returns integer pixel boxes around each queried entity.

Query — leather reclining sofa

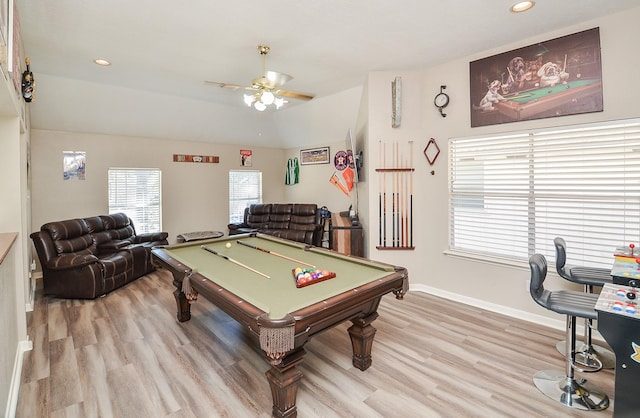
[30,213,168,299]
[227,203,323,246]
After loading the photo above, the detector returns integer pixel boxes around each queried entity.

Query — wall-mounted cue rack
[376,140,415,250]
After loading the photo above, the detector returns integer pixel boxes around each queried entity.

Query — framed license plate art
[470,27,603,128]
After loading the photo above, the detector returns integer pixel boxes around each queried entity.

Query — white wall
[282,87,363,215]
[362,7,640,327]
[28,7,640,332]
[30,130,287,243]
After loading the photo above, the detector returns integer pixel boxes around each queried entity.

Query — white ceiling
[15,1,639,147]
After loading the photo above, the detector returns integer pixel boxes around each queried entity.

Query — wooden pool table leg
[265,348,306,418]
[172,279,191,322]
[348,311,379,370]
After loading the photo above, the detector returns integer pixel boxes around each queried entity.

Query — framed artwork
[8,0,21,94]
[63,151,86,180]
[0,0,8,47]
[240,149,252,167]
[470,27,603,128]
[300,147,330,165]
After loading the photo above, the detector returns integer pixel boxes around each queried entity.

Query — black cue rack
[376,140,415,251]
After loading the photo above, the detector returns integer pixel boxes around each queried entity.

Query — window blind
[108,168,162,233]
[229,170,262,223]
[449,118,640,268]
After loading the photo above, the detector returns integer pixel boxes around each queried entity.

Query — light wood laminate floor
[17,269,616,417]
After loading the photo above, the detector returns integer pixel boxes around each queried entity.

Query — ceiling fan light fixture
[254,101,267,111]
[261,91,275,105]
[244,94,256,107]
[274,97,285,109]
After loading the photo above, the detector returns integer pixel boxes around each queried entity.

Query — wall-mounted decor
[375,140,415,251]
[470,27,602,128]
[391,76,401,128]
[8,0,21,95]
[240,149,252,167]
[300,147,330,165]
[63,151,86,180]
[173,154,219,163]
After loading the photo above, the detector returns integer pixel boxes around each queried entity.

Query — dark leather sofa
[30,213,168,299]
[227,203,323,246]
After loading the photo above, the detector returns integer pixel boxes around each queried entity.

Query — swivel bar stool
[529,254,609,411]
[554,237,615,370]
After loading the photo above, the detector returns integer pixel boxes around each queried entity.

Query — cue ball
[225,243,232,248]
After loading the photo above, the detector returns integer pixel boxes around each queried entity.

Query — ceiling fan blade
[275,89,315,101]
[204,81,257,91]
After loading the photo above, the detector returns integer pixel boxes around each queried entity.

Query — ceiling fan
[205,45,314,111]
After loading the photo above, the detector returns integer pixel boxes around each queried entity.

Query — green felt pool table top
[159,235,397,319]
[504,78,600,103]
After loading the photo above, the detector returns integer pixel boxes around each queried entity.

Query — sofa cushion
[101,213,136,241]
[268,204,292,229]
[41,219,94,255]
[246,204,272,229]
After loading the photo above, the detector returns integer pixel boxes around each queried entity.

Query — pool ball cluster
[293,267,336,288]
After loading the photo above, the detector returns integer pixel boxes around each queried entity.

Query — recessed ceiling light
[511,1,535,13]
[94,59,111,66]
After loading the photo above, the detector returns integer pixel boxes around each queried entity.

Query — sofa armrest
[98,239,132,251]
[46,253,99,270]
[132,232,169,243]
[228,222,248,231]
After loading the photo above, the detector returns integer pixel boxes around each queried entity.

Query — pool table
[151,233,408,417]
[494,78,602,120]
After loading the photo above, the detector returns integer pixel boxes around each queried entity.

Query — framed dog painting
[470,27,602,128]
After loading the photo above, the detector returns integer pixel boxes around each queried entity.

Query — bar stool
[554,237,615,370]
[528,254,609,411]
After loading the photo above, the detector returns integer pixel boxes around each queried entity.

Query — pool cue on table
[201,245,271,278]
[236,240,315,268]
[507,66,515,83]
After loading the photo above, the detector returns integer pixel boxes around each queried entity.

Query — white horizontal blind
[449,118,640,268]
[229,170,262,223]
[108,168,162,233]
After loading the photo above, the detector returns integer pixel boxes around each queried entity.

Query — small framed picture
[300,147,330,165]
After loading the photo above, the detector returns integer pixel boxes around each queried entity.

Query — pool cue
[563,53,567,72]
[395,141,400,247]
[383,142,387,247]
[236,240,315,268]
[378,141,382,247]
[201,245,271,279]
[404,156,409,247]
[400,149,405,247]
[409,140,414,248]
[392,141,397,246]
[507,66,515,83]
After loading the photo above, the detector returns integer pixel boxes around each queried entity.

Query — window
[449,118,640,269]
[229,170,262,223]
[108,168,162,233]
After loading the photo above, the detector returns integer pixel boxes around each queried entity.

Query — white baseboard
[409,284,605,341]
[5,340,32,418]
[24,274,39,312]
